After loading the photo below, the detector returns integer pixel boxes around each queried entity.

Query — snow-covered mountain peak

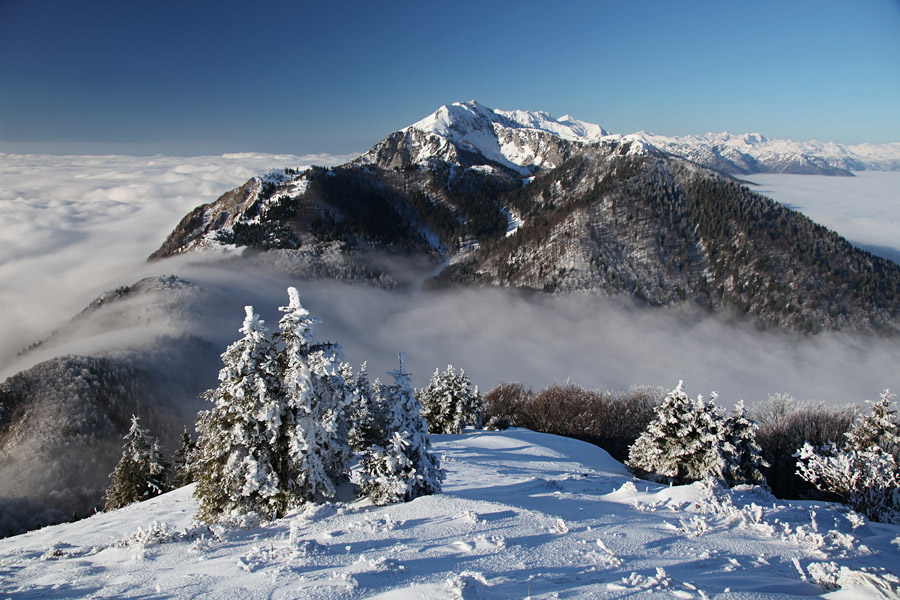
[389,100,615,174]
[366,100,900,176]
[408,100,608,145]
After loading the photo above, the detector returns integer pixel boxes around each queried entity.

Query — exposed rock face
[149,178,262,260]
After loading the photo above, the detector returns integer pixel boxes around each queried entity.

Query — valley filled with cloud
[1,154,898,408]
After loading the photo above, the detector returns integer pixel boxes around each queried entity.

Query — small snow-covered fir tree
[347,364,389,452]
[626,382,730,484]
[845,389,900,455]
[193,306,288,522]
[797,389,900,524]
[722,400,768,487]
[172,428,196,488]
[357,353,444,505]
[275,287,353,503]
[105,415,172,510]
[418,365,482,434]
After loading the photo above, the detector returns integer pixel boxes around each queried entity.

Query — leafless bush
[753,393,857,499]
[482,382,533,430]
[520,384,605,437]
[482,382,664,461]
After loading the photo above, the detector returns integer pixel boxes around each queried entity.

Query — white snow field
[1,429,897,599]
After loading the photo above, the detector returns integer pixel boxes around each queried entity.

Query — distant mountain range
[151,100,900,334]
[357,100,900,176]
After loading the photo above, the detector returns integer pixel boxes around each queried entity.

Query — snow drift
[1,429,898,599]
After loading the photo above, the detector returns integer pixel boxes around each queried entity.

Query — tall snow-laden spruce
[193,306,287,522]
[626,382,730,484]
[418,365,482,434]
[105,415,172,511]
[276,287,353,503]
[357,353,444,505]
[797,389,900,524]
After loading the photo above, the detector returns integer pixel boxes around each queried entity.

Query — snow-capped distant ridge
[365,100,900,176]
[633,130,900,175]
[408,100,608,144]
[386,100,612,174]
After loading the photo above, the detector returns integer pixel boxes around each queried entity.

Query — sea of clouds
[0,155,898,407]
[0,152,354,364]
[750,172,900,264]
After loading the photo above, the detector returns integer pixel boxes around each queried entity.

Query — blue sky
[1,0,899,156]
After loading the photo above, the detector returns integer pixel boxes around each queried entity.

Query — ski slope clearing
[1,429,898,599]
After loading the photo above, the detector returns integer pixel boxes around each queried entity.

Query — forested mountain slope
[150,104,900,333]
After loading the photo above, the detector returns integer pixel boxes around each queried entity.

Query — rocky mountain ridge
[360,100,900,176]
[149,101,900,333]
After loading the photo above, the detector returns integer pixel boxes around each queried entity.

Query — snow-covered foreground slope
[2,429,898,599]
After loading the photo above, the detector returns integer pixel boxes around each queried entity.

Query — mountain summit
[356,100,619,175]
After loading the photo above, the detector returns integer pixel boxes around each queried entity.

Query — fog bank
[0,152,353,364]
[1,156,898,409]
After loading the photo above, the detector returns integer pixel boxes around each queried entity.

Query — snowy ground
[1,429,897,599]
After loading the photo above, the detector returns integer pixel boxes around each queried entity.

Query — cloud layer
[750,171,900,263]
[1,156,898,408]
[0,152,354,364]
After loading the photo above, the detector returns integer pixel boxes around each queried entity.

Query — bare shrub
[483,382,533,430]
[482,381,664,462]
[520,384,605,438]
[753,393,856,499]
[601,386,665,461]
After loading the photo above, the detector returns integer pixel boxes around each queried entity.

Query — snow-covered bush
[418,365,482,434]
[797,390,900,524]
[172,428,196,488]
[357,354,444,505]
[627,381,766,487]
[105,415,172,510]
[844,389,900,456]
[723,400,767,486]
[347,365,389,452]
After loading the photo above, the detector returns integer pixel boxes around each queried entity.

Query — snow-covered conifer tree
[275,287,353,503]
[357,353,444,504]
[626,382,729,484]
[797,389,900,524]
[348,364,389,452]
[105,415,172,510]
[723,400,768,486]
[845,390,900,455]
[193,306,287,522]
[418,365,482,434]
[172,428,196,488]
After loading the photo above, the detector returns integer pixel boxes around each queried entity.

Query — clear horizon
[2,0,899,156]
